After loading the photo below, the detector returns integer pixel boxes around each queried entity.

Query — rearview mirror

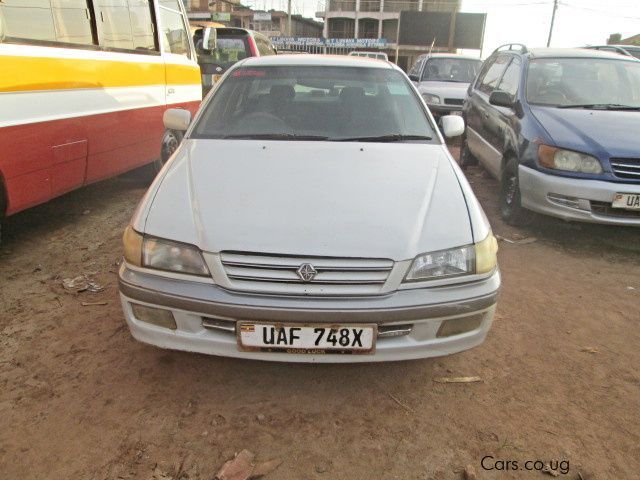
[489,90,514,108]
[163,109,191,132]
[202,27,217,52]
[441,115,465,138]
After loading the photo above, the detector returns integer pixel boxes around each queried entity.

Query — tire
[151,129,183,176]
[500,157,533,226]
[460,135,478,169]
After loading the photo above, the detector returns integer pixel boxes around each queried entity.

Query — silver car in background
[118,55,499,363]
[408,53,482,120]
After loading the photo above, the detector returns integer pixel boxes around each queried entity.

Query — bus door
[157,1,201,117]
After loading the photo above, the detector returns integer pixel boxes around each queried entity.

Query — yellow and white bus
[0,0,201,230]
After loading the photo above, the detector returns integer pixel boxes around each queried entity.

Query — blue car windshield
[526,57,640,108]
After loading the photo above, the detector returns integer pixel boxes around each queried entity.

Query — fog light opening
[436,314,484,338]
[131,303,177,330]
[547,194,591,211]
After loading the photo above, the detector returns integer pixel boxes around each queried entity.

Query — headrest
[269,84,295,100]
[339,86,365,101]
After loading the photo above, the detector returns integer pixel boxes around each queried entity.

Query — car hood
[142,140,472,260]
[530,106,640,158]
[417,81,470,99]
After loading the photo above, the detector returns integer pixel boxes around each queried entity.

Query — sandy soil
[1,151,639,480]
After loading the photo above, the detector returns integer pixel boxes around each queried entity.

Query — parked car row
[458,44,640,226]
[407,44,640,227]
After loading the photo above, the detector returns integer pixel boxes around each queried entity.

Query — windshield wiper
[332,134,432,142]
[222,133,329,140]
[557,103,640,111]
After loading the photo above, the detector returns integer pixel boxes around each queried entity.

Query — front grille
[444,98,464,106]
[220,251,394,295]
[610,158,640,180]
[590,201,640,218]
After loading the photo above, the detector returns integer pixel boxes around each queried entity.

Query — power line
[559,1,640,19]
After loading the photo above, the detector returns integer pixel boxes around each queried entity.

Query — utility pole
[546,0,558,47]
[287,0,292,36]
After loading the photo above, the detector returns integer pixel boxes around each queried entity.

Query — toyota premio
[118,55,500,362]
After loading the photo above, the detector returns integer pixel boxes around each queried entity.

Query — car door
[465,54,510,178]
[485,56,522,173]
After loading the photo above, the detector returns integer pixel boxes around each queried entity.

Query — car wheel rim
[162,133,179,163]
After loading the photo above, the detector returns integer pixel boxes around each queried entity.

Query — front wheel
[500,157,533,226]
[151,129,183,176]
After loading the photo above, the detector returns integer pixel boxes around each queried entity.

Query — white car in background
[408,53,482,120]
[118,55,500,363]
[348,51,389,61]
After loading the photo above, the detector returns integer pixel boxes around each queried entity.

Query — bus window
[0,0,94,45]
[159,3,191,58]
[129,0,156,51]
[95,0,135,50]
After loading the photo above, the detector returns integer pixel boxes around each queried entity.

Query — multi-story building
[184,0,323,36]
[317,0,461,68]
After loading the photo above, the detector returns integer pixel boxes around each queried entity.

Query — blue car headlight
[538,145,603,174]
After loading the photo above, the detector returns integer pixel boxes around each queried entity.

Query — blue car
[461,44,640,226]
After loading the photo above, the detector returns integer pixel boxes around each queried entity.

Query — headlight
[422,93,441,105]
[122,226,210,276]
[404,234,498,282]
[538,145,602,174]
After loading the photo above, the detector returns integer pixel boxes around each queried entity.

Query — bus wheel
[151,130,183,176]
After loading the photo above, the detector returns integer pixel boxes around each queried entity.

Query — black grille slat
[610,158,640,180]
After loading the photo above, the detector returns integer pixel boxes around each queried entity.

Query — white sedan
[118,55,500,362]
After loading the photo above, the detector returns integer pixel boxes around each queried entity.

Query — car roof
[590,44,640,50]
[526,47,637,61]
[240,54,396,69]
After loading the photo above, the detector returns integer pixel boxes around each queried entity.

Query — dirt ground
[1,149,639,480]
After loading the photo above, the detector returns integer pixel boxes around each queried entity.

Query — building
[184,0,323,37]
[619,33,640,45]
[316,0,461,67]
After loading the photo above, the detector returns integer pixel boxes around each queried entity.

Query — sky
[243,0,640,58]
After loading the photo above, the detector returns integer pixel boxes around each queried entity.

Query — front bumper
[519,165,640,226]
[118,264,500,363]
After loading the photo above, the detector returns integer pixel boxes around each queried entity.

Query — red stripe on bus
[1,101,200,216]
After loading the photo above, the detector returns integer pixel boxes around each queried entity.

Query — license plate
[612,193,640,210]
[237,323,376,354]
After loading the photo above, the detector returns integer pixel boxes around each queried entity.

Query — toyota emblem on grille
[296,263,317,282]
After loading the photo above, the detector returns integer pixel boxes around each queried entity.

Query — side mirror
[489,90,514,108]
[163,109,191,132]
[441,115,465,138]
[408,73,419,82]
[202,27,217,52]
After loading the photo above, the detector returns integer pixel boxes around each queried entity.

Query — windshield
[526,57,640,108]
[194,33,250,66]
[421,58,482,83]
[192,66,436,141]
